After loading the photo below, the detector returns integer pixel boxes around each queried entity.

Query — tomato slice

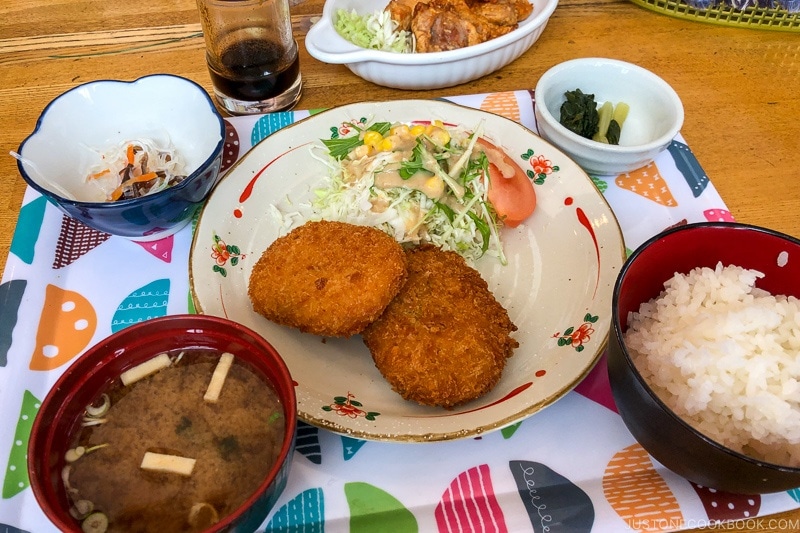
[476,138,536,228]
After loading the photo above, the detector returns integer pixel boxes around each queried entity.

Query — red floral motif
[530,154,554,176]
[554,313,599,352]
[521,148,560,185]
[211,238,230,266]
[322,392,380,421]
[211,233,244,277]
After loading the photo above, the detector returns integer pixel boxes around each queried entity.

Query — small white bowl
[305,0,558,90]
[534,58,684,176]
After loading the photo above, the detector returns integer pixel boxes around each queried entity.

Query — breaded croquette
[248,220,407,337]
[362,245,518,408]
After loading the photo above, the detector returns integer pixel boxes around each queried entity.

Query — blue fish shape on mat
[295,421,322,465]
[0,280,26,367]
[0,523,31,533]
[667,140,710,198]
[509,460,595,532]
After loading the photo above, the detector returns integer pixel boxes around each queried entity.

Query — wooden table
[1,0,799,530]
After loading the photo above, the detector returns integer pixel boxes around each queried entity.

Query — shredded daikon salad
[84,138,188,202]
[278,118,509,264]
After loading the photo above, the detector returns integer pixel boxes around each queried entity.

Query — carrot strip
[126,144,135,165]
[87,169,111,180]
[108,172,159,201]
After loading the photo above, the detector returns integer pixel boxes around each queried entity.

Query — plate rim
[189,99,627,442]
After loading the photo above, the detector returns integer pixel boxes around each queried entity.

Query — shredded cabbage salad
[301,118,507,264]
[84,138,188,202]
[334,8,413,53]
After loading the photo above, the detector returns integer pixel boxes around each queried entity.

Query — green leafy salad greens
[559,89,629,145]
[334,8,413,53]
[301,118,507,264]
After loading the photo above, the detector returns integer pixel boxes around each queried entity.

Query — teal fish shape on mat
[264,488,324,533]
[252,112,296,146]
[341,436,367,461]
[9,195,47,265]
[111,279,170,332]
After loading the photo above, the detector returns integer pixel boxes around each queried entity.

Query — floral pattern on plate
[189,100,626,442]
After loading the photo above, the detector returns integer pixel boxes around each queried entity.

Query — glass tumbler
[196,0,303,115]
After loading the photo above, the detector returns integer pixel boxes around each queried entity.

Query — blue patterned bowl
[16,75,225,241]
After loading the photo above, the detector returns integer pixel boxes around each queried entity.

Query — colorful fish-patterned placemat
[1,90,798,532]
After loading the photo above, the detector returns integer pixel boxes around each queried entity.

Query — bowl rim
[27,314,298,532]
[612,221,800,474]
[16,74,225,208]
[534,57,685,155]
[305,0,558,65]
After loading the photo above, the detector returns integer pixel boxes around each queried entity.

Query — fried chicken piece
[412,0,482,52]
[362,245,518,408]
[471,0,533,21]
[385,0,425,31]
[471,1,518,26]
[410,0,520,52]
[506,0,534,21]
[248,221,407,338]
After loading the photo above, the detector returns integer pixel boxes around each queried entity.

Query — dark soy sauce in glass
[208,38,300,101]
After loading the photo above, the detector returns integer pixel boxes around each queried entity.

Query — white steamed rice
[625,261,800,467]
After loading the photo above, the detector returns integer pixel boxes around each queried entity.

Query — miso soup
[63,349,286,532]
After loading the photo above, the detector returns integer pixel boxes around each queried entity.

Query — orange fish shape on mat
[30,284,97,371]
[615,163,678,207]
[603,443,684,532]
[480,92,521,123]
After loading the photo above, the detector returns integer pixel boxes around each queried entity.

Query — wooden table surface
[2,0,799,530]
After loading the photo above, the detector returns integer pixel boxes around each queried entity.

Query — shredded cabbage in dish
[293,118,507,265]
[334,8,414,53]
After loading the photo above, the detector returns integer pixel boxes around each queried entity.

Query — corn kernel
[410,125,426,137]
[379,138,394,152]
[424,177,445,198]
[429,127,450,146]
[363,130,383,147]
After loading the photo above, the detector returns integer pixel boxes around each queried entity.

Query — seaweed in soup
[63,349,285,532]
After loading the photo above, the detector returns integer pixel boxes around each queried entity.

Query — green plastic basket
[629,0,800,31]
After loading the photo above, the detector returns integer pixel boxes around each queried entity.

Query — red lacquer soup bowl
[28,314,297,532]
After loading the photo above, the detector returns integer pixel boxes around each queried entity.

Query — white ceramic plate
[189,100,625,442]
